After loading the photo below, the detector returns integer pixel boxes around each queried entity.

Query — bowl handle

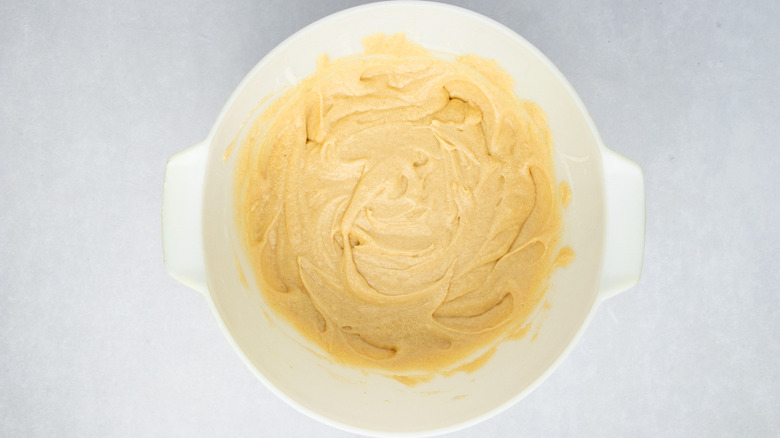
[598,149,645,301]
[162,141,209,295]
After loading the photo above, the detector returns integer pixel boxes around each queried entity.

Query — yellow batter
[235,34,568,374]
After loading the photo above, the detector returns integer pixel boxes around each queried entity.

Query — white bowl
[162,2,645,436]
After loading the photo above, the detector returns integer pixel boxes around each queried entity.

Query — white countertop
[1,1,778,436]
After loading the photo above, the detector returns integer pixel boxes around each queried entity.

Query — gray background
[2,0,778,436]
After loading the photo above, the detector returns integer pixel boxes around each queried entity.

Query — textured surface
[1,0,778,436]
[235,36,564,374]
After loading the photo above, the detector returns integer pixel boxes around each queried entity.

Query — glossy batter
[235,34,567,373]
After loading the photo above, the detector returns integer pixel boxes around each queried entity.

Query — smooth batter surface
[235,34,567,374]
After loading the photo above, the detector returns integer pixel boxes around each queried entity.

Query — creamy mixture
[235,34,568,374]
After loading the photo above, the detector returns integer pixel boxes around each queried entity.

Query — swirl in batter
[235,34,566,373]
